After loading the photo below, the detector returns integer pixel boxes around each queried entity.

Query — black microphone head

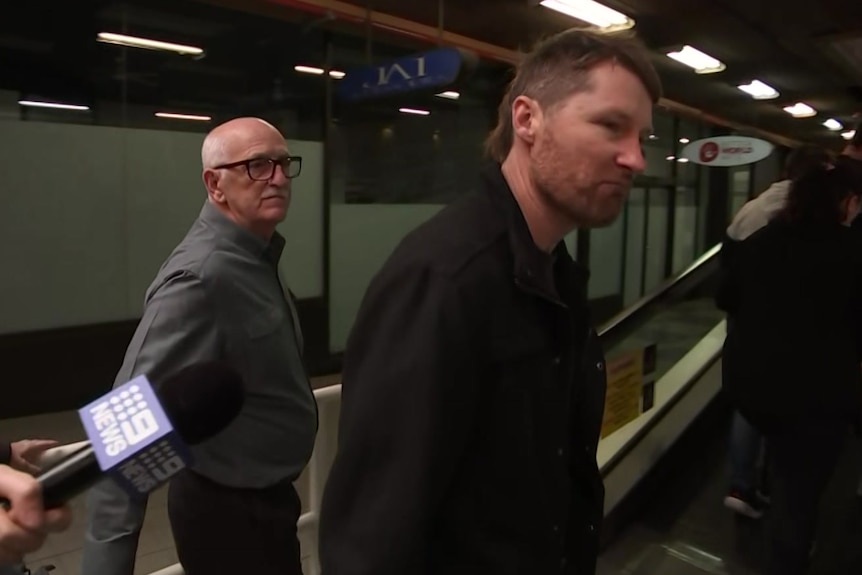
[155,361,245,444]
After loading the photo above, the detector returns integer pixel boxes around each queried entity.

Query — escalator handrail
[597,243,722,340]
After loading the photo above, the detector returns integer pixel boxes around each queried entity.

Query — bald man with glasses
[81,117,317,575]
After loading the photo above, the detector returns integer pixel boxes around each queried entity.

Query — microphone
[32,361,244,509]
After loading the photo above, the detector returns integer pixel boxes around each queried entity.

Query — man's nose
[618,140,647,173]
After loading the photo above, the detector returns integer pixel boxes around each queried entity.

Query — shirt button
[596,361,604,370]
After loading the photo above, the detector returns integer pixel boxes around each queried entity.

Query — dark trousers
[167,470,304,575]
[763,422,848,575]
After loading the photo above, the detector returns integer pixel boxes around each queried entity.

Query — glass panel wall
[0,0,788,368]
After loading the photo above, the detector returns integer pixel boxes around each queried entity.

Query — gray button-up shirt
[81,200,317,575]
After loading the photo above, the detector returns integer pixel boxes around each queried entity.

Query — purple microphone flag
[78,375,191,497]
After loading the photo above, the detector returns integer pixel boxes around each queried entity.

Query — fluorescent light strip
[667,45,725,74]
[782,102,816,118]
[97,32,203,56]
[436,91,460,100]
[294,65,346,79]
[19,100,89,111]
[155,112,211,121]
[823,118,843,131]
[679,138,690,144]
[399,107,430,116]
[295,65,324,75]
[539,0,634,31]
[738,80,779,100]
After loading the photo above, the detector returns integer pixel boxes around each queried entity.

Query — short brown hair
[484,28,662,162]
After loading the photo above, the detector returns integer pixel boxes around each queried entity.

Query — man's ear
[203,169,225,203]
[511,95,542,146]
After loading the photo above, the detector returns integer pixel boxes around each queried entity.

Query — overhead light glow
[823,118,843,131]
[329,70,346,79]
[539,0,634,31]
[783,102,816,118]
[667,45,726,74]
[97,32,203,55]
[295,65,324,75]
[738,80,779,100]
[679,137,690,144]
[436,91,460,100]
[18,100,89,111]
[842,130,857,140]
[155,112,211,121]
[399,107,430,116]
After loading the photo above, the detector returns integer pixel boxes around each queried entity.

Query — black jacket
[717,219,862,431]
[318,164,608,575]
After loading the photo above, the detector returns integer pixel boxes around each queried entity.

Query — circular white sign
[680,136,774,167]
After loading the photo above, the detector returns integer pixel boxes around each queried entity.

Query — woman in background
[717,162,862,575]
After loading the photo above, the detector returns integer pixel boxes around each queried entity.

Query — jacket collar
[480,163,589,305]
[199,200,285,267]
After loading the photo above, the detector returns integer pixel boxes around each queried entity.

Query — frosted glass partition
[329,204,445,352]
[0,119,324,335]
[588,215,625,298]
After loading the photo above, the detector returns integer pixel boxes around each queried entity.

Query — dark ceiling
[2,0,861,147]
[336,0,862,147]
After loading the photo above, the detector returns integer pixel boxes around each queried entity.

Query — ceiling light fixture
[97,32,203,56]
[399,107,430,116]
[679,137,690,144]
[538,0,635,32]
[842,130,857,140]
[666,45,726,74]
[294,66,346,79]
[155,112,212,121]
[738,80,779,100]
[18,100,89,111]
[294,65,324,75]
[436,91,460,100]
[783,102,816,118]
[823,118,843,131]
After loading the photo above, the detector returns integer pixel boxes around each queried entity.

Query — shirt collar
[199,200,285,265]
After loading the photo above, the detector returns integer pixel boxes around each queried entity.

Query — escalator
[593,245,862,575]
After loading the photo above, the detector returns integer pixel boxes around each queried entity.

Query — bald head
[201,117,285,169]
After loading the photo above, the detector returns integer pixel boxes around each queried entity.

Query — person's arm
[80,271,222,575]
[319,264,481,575]
[0,465,72,566]
[715,235,742,314]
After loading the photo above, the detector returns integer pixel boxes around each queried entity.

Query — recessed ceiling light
[823,118,843,131]
[538,0,635,32]
[18,100,89,111]
[97,32,203,56]
[667,45,725,74]
[782,102,816,118]
[842,130,857,140]
[738,80,779,100]
[436,91,460,100]
[155,112,211,121]
[399,107,430,116]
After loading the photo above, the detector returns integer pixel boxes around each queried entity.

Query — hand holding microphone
[2,360,244,515]
[0,466,71,565]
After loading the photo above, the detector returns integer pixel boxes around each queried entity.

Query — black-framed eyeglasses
[214,156,302,181]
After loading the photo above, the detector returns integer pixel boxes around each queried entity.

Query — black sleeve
[0,442,11,465]
[715,235,742,314]
[318,263,481,575]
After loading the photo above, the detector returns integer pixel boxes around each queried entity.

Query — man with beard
[318,28,660,575]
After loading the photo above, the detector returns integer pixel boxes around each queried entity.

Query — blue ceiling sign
[336,46,470,101]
